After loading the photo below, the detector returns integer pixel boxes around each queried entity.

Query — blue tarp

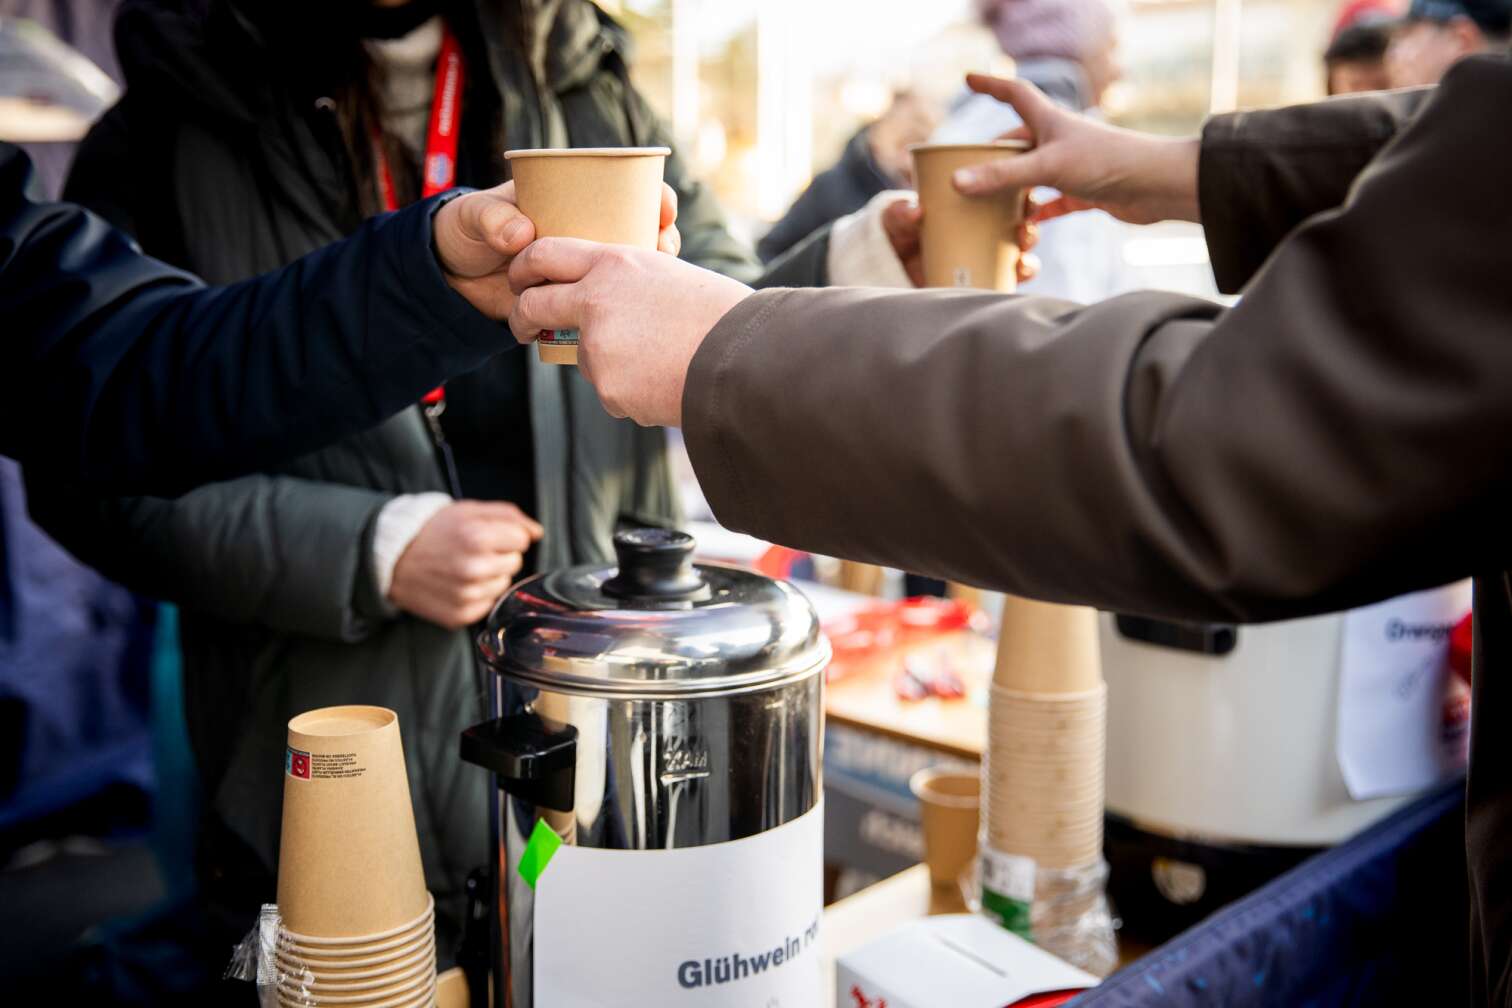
[1076,778,1468,1007]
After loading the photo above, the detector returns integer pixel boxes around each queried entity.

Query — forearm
[27,473,396,642]
[687,283,1499,624]
[1199,86,1432,291]
[2,158,503,495]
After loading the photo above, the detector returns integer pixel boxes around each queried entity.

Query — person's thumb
[456,181,533,258]
[476,198,533,258]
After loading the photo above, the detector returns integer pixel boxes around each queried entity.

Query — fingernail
[501,218,527,245]
[954,168,978,188]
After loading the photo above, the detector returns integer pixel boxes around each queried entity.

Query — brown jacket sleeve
[1199,85,1432,292]
[683,55,1512,624]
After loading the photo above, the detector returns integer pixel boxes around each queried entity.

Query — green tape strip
[518,818,563,889]
[980,887,1033,939]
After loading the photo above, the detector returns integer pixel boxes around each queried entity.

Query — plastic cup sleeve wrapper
[226,904,290,1008]
[967,850,1119,978]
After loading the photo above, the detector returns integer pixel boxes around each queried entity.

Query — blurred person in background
[757,89,939,263]
[22,0,834,991]
[1325,0,1403,93]
[1387,0,1510,85]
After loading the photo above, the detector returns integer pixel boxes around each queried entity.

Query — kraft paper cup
[992,597,1102,692]
[278,962,433,996]
[277,970,434,1006]
[505,146,670,366]
[838,560,887,596]
[911,140,1030,292]
[278,979,436,1008]
[911,768,981,887]
[279,895,434,949]
[988,769,1103,799]
[987,796,1103,830]
[983,678,1106,870]
[281,953,434,993]
[278,985,435,1008]
[987,796,1103,825]
[985,808,1103,868]
[279,987,435,1008]
[279,936,433,973]
[277,937,435,978]
[276,706,430,938]
[279,929,433,966]
[436,967,468,1008]
[990,683,1107,706]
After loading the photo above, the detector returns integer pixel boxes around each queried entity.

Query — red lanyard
[373,24,466,408]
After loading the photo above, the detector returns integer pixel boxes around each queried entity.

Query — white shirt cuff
[826,189,916,288]
[371,492,454,605]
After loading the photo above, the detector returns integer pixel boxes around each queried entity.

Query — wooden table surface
[824,631,995,760]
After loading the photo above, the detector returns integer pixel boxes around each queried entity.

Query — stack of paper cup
[981,682,1106,870]
[910,140,1032,292]
[274,706,437,1007]
[505,146,671,366]
[978,597,1111,970]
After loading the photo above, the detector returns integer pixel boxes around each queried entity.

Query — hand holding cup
[951,73,1202,227]
[881,195,1041,288]
[507,240,753,428]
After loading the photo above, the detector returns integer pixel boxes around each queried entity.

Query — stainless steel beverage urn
[462,528,829,1008]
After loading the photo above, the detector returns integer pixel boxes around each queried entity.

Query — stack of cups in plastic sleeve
[978,598,1118,977]
[272,706,437,1007]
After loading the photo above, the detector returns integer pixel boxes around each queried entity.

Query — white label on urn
[533,802,823,1007]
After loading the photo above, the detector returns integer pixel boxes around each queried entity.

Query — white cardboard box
[836,914,1097,1008]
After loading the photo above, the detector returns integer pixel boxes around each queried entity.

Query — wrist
[430,188,485,283]
[433,195,466,281]
[372,492,454,606]
[1148,136,1202,224]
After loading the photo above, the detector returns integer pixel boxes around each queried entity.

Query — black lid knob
[602,528,709,602]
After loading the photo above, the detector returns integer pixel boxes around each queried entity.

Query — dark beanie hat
[1406,0,1511,35]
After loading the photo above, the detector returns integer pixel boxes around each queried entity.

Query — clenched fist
[388,500,543,629]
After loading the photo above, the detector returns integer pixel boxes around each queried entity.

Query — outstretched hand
[951,74,1202,227]
[507,238,753,428]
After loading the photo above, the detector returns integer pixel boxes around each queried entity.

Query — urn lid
[478,529,829,697]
